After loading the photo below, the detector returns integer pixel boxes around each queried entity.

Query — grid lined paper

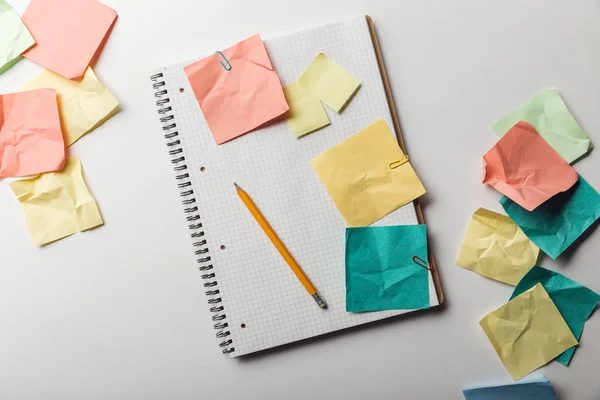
[154,17,439,357]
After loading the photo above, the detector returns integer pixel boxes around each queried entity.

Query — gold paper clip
[216,51,231,71]
[389,155,410,169]
[412,255,432,271]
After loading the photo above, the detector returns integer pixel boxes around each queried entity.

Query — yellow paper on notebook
[298,53,360,112]
[10,157,104,245]
[312,119,426,227]
[456,208,539,285]
[480,283,578,381]
[21,67,119,146]
[283,82,330,137]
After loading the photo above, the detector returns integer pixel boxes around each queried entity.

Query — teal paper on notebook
[511,266,600,366]
[345,224,430,312]
[463,376,557,400]
[500,176,600,259]
[491,88,592,164]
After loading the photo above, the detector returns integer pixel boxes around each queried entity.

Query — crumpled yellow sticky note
[312,119,426,227]
[283,81,330,138]
[0,88,65,179]
[456,208,539,285]
[10,157,104,245]
[298,53,361,112]
[22,67,119,146]
[184,34,289,145]
[480,283,578,381]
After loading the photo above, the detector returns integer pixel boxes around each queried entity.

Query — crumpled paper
[184,34,289,144]
[0,88,65,179]
[492,88,592,164]
[483,121,578,211]
[345,224,430,312]
[456,208,539,285]
[463,376,557,400]
[500,175,600,259]
[311,119,426,227]
[511,266,600,366]
[22,0,117,80]
[22,67,119,146]
[283,81,330,138]
[0,0,35,74]
[480,283,578,381]
[298,53,361,112]
[10,157,104,245]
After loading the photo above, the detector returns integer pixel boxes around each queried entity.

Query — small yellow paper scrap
[456,208,539,285]
[21,67,119,146]
[283,82,330,138]
[312,119,426,227]
[10,157,104,245]
[298,53,360,112]
[480,283,578,381]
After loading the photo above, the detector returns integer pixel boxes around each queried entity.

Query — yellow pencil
[234,183,327,309]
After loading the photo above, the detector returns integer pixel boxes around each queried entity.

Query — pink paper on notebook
[0,89,65,179]
[483,120,578,211]
[184,34,289,144]
[22,0,117,81]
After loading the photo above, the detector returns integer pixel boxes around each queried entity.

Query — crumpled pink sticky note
[22,0,117,80]
[184,34,289,144]
[0,88,65,179]
[483,120,578,211]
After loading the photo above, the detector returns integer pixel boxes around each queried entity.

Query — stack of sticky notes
[311,118,429,312]
[1,0,119,245]
[456,87,600,381]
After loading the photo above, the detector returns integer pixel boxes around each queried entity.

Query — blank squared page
[155,17,439,357]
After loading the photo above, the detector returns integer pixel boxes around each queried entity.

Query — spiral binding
[150,72,234,355]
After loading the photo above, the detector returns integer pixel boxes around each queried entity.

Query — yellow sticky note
[480,283,578,381]
[456,208,539,285]
[21,67,119,146]
[312,119,426,227]
[10,157,104,245]
[283,82,330,138]
[298,53,360,112]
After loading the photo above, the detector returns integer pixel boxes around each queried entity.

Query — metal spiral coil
[151,72,234,355]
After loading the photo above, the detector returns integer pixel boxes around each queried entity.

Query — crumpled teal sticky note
[345,224,430,312]
[463,376,557,400]
[511,266,600,366]
[500,176,600,259]
[492,88,592,164]
[0,0,35,74]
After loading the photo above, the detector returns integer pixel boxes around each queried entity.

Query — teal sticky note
[0,0,35,74]
[345,224,430,312]
[511,266,600,366]
[500,176,600,259]
[463,376,557,400]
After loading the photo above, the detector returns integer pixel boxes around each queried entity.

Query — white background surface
[0,0,599,399]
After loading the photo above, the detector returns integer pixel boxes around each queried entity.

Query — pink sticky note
[184,34,289,145]
[22,0,117,81]
[483,121,578,211]
[0,89,65,179]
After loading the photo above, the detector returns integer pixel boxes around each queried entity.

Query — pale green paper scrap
[491,88,592,164]
[0,0,35,74]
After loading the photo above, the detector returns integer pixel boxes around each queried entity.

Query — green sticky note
[500,176,600,259]
[511,266,600,366]
[0,0,35,74]
[492,88,592,164]
[345,224,430,312]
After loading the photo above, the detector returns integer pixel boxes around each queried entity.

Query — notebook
[149,16,443,357]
